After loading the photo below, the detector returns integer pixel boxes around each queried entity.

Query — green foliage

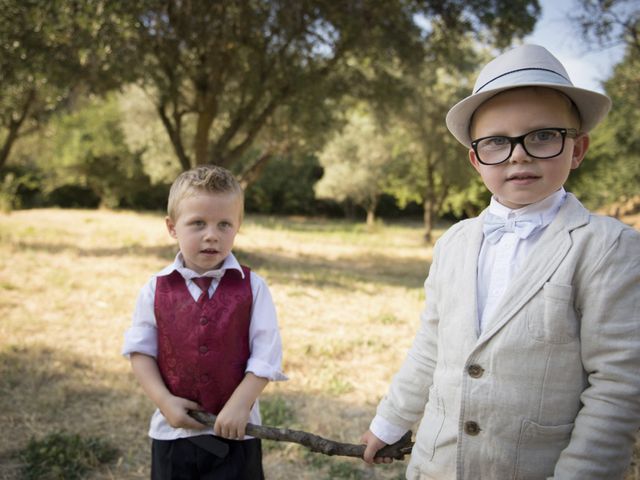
[116,85,182,185]
[116,0,540,174]
[566,1,640,210]
[380,49,483,237]
[570,0,639,51]
[315,107,395,222]
[0,164,44,211]
[19,431,118,480]
[47,184,101,209]
[443,175,491,218]
[567,15,640,209]
[260,396,296,427]
[0,0,140,168]
[327,460,365,479]
[46,94,166,210]
[0,0,542,215]
[244,153,325,215]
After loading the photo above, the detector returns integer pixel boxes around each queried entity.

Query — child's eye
[480,136,509,150]
[530,129,559,143]
[489,137,508,146]
[191,220,205,228]
[219,221,232,229]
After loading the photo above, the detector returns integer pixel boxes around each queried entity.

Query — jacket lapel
[459,213,486,344]
[477,194,590,344]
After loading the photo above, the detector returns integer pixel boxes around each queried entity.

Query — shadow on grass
[0,344,407,480]
[0,345,149,480]
[9,239,178,262]
[11,240,429,290]
[236,248,430,291]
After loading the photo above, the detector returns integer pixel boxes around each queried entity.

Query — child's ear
[571,134,590,169]
[165,216,178,239]
[468,148,482,174]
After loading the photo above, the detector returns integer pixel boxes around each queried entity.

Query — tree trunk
[366,208,375,227]
[238,151,274,189]
[0,89,35,169]
[193,106,216,166]
[423,198,433,243]
[423,154,435,243]
[157,102,191,171]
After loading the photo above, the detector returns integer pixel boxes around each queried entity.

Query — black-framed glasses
[471,127,579,165]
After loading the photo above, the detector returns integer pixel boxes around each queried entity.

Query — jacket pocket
[527,282,579,344]
[414,385,445,462]
[513,419,574,480]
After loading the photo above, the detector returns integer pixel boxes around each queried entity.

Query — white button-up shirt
[477,188,566,332]
[122,252,287,440]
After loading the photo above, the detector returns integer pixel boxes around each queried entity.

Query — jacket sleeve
[554,227,640,478]
[375,240,441,430]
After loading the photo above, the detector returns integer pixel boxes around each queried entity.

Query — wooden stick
[189,410,413,460]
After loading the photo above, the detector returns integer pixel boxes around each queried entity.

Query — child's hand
[361,430,393,464]
[214,400,250,439]
[158,394,206,430]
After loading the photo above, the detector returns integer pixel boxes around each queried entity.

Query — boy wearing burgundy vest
[123,165,286,479]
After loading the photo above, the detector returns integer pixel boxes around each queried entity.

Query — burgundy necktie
[193,277,213,306]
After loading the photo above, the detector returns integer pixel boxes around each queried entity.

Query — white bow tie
[483,212,544,244]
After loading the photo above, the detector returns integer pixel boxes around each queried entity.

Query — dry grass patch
[0,209,432,479]
[0,208,637,480]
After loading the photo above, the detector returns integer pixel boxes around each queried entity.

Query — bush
[47,185,101,208]
[19,431,118,480]
[244,154,324,215]
[118,180,170,211]
[0,165,44,211]
[260,396,295,426]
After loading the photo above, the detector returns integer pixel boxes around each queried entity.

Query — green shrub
[19,431,118,480]
[47,185,101,208]
[260,396,295,426]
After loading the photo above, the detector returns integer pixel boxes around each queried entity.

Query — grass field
[0,208,637,479]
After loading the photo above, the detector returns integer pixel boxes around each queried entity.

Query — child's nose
[203,226,218,241]
[509,142,531,163]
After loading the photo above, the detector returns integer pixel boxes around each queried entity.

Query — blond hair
[167,165,244,221]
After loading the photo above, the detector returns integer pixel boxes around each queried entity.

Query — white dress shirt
[476,188,566,332]
[122,252,287,440]
[370,188,567,446]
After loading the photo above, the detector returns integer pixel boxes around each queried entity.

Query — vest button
[464,421,481,436]
[199,317,208,325]
[199,345,208,354]
[467,364,484,378]
[200,374,209,383]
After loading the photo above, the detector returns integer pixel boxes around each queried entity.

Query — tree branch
[189,410,413,460]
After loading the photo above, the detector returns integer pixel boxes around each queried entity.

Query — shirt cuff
[370,415,408,445]
[246,358,288,382]
[121,326,158,358]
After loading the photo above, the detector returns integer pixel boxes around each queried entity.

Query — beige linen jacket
[377,194,640,480]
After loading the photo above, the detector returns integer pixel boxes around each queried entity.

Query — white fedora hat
[445,44,611,147]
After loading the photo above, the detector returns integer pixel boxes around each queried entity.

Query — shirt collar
[170,252,245,280]
[488,188,566,227]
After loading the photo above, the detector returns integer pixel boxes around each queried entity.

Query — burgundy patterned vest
[154,267,252,414]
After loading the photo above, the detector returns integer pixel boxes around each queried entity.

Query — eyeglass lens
[474,128,568,165]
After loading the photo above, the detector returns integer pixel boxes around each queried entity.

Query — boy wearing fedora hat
[361,44,640,479]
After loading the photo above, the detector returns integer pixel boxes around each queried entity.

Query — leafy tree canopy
[127,0,540,178]
[0,0,139,168]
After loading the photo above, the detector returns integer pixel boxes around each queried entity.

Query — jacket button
[199,345,208,354]
[467,364,484,378]
[199,317,208,325]
[464,421,481,436]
